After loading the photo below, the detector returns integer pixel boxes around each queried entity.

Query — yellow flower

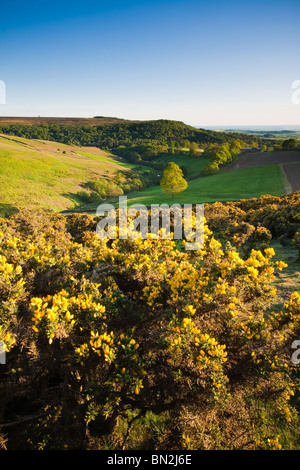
[275,261,288,271]
[183,305,196,316]
[264,247,275,257]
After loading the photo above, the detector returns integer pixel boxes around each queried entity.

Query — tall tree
[160,162,188,198]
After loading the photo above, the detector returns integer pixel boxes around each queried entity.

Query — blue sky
[0,0,300,126]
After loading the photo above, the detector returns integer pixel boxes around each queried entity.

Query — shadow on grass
[61,191,104,214]
[61,191,87,208]
[0,203,19,217]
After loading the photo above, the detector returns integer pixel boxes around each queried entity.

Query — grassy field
[123,163,285,205]
[0,135,133,214]
[77,163,286,211]
[0,135,288,216]
[156,153,209,178]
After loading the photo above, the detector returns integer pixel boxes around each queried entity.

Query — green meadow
[79,163,286,211]
[127,164,285,205]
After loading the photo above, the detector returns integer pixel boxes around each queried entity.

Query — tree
[260,144,267,153]
[201,160,219,176]
[282,138,298,150]
[160,162,188,198]
[189,147,197,156]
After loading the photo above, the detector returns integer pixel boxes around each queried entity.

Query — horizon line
[0,115,299,129]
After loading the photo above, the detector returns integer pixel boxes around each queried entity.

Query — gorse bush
[205,192,300,250]
[0,208,299,450]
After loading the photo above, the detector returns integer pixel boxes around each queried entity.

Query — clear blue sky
[0,0,300,126]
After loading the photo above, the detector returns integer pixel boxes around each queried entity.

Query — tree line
[0,120,267,152]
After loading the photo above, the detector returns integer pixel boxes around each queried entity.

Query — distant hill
[0,116,135,127]
[0,118,264,148]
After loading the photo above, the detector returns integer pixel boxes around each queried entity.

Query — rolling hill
[0,134,133,215]
[0,120,298,216]
[0,118,267,148]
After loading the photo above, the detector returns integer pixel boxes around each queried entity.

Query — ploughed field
[281,163,300,192]
[223,150,300,192]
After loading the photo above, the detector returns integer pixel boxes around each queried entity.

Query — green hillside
[0,134,132,215]
[0,131,288,216]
